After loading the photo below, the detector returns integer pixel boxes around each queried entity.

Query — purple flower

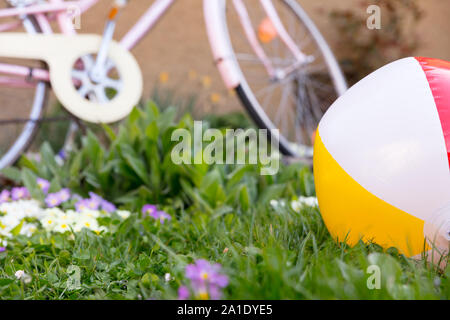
[182,260,228,300]
[142,204,171,224]
[153,210,171,224]
[11,187,29,201]
[186,260,229,287]
[86,192,116,212]
[75,198,99,212]
[0,247,6,253]
[100,200,116,213]
[142,204,157,216]
[89,192,103,203]
[0,190,10,203]
[178,286,190,300]
[57,188,71,202]
[45,193,62,208]
[85,197,101,210]
[36,178,50,194]
[57,149,67,160]
[75,199,89,212]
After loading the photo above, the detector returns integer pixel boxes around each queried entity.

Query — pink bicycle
[0,0,347,168]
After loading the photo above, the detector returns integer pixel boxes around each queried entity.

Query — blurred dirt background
[79,0,450,114]
[2,0,450,115]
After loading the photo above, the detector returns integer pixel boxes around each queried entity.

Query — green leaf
[69,152,83,178]
[18,155,39,173]
[10,220,24,236]
[128,107,143,125]
[239,186,250,212]
[120,145,149,185]
[145,122,159,141]
[226,165,253,187]
[40,142,59,176]
[258,184,285,205]
[158,106,177,133]
[21,168,44,201]
[0,167,22,182]
[102,124,117,142]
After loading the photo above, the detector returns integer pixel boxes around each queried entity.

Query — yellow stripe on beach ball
[314,131,427,257]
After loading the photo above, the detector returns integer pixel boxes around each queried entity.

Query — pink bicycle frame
[0,0,306,89]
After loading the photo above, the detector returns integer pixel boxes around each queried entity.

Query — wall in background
[4,0,450,114]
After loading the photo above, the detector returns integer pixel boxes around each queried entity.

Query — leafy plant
[6,102,312,216]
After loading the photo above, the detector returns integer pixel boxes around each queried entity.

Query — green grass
[0,198,448,299]
[0,101,448,300]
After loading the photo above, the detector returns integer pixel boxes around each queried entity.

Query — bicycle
[0,0,347,169]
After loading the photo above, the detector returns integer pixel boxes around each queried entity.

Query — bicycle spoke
[77,84,91,98]
[94,86,109,104]
[103,77,123,91]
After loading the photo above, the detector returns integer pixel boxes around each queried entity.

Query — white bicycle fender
[0,33,143,123]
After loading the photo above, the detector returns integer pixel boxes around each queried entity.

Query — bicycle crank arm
[0,33,143,123]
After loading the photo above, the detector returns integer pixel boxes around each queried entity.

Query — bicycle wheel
[0,17,48,169]
[224,0,347,158]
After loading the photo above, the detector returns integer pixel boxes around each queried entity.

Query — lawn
[0,102,448,300]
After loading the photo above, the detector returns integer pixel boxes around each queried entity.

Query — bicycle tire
[0,17,48,170]
[224,0,347,158]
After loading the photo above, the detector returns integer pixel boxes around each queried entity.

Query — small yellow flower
[188,70,197,81]
[228,89,236,97]
[198,291,209,300]
[159,72,169,84]
[202,76,212,89]
[210,93,221,104]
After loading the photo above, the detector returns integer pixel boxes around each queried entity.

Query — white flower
[43,207,65,220]
[15,270,32,284]
[299,196,318,207]
[40,216,57,231]
[0,198,134,238]
[164,273,172,282]
[20,223,37,237]
[15,270,25,279]
[291,197,319,212]
[270,200,279,208]
[80,209,101,219]
[54,222,71,233]
[270,199,286,210]
[75,217,98,232]
[55,210,77,226]
[92,225,108,235]
[291,200,302,213]
[0,200,44,220]
[1,215,20,231]
[117,210,131,220]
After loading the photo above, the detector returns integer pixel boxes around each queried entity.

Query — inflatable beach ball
[314,57,450,259]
